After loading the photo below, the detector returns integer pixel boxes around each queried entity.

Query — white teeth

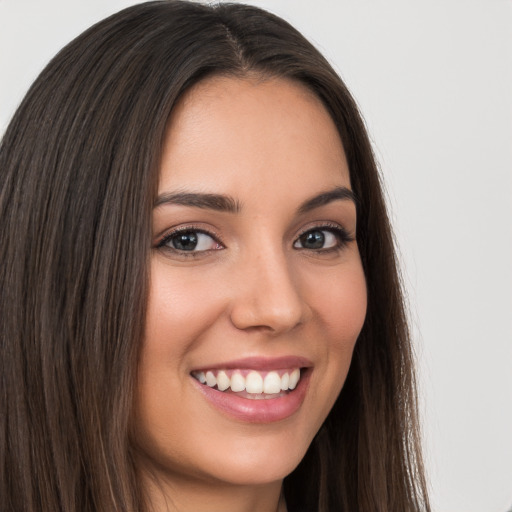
[205,371,217,388]
[263,371,282,394]
[216,370,230,391]
[192,368,302,394]
[289,369,300,390]
[245,371,263,393]
[230,372,245,392]
[280,373,289,391]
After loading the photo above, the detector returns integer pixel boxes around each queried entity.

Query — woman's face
[134,76,367,491]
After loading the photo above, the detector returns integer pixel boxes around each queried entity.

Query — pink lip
[190,357,312,424]
[191,355,313,372]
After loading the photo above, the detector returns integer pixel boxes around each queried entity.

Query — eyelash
[155,223,354,258]
[156,226,224,258]
[294,223,354,253]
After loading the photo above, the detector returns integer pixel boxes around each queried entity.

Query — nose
[229,248,311,334]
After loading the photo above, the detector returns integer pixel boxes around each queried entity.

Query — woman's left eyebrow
[297,186,356,214]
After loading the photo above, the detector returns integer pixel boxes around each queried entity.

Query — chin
[205,445,305,486]
[133,414,314,489]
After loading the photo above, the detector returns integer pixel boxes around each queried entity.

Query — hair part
[0,1,429,510]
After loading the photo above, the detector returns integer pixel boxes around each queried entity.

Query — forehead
[159,75,350,200]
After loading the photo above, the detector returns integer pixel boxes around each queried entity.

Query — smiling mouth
[191,368,301,399]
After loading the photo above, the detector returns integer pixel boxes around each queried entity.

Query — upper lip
[191,355,313,372]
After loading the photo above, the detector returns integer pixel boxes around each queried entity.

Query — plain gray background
[1,1,511,510]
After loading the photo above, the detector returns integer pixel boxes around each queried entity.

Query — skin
[133,76,367,512]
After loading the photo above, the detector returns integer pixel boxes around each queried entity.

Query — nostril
[229,301,308,334]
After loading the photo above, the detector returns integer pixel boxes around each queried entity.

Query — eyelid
[295,221,354,240]
[154,224,224,249]
[293,222,354,250]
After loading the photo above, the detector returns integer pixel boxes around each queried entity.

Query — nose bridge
[229,241,308,333]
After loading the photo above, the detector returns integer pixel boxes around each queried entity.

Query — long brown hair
[0,2,430,510]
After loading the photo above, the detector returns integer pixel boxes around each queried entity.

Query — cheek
[332,270,367,347]
[133,265,223,473]
[144,261,227,361]
[329,268,366,383]
[301,257,367,418]
[309,259,367,348]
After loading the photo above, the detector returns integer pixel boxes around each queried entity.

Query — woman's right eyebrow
[154,191,242,213]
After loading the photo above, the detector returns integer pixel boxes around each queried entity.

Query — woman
[0,1,430,511]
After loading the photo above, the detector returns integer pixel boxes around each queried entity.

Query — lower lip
[192,370,310,423]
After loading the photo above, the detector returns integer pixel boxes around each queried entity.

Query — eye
[293,226,352,251]
[157,229,223,253]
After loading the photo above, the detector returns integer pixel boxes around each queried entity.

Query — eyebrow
[297,186,357,214]
[154,191,242,213]
[154,186,356,214]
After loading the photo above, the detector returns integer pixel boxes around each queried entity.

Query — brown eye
[294,229,339,250]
